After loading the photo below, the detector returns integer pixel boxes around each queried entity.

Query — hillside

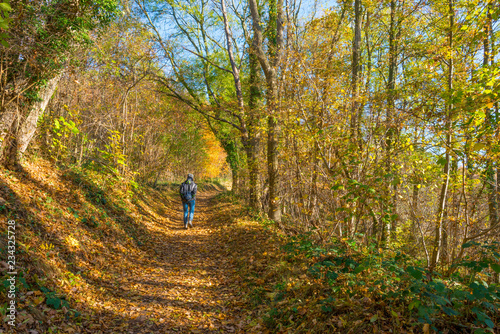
[0,159,275,333]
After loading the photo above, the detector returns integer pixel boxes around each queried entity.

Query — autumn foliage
[1,0,500,332]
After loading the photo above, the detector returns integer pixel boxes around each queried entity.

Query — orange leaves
[199,129,229,179]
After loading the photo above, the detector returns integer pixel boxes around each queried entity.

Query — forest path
[83,189,260,334]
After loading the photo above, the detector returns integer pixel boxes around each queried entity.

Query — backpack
[180,180,194,201]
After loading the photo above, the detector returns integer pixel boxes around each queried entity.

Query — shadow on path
[76,191,249,334]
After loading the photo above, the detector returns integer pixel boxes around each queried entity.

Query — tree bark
[232,168,239,194]
[19,73,62,154]
[247,39,262,212]
[222,0,264,210]
[410,183,419,241]
[430,0,454,272]
[350,0,362,141]
[484,0,499,283]
[484,1,498,228]
[0,111,20,170]
[386,0,398,244]
[248,0,284,222]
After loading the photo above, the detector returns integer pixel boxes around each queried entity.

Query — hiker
[179,173,197,229]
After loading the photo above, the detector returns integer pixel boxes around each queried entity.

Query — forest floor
[66,190,270,333]
[4,160,495,333]
[0,160,280,334]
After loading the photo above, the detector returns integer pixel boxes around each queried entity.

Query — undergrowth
[243,229,500,333]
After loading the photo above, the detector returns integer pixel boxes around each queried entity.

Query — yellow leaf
[33,296,44,306]
[473,143,486,152]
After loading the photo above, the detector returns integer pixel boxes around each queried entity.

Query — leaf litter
[0,160,274,333]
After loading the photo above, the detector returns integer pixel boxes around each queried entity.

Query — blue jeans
[183,199,195,225]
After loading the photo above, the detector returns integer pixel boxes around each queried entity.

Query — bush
[277,234,500,332]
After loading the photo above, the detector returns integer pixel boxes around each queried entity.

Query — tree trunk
[232,168,239,194]
[411,183,419,241]
[0,106,17,157]
[430,0,454,272]
[267,97,281,222]
[0,112,20,170]
[350,0,362,141]
[308,141,319,221]
[484,1,498,227]
[386,0,398,244]
[220,0,245,114]
[248,0,284,222]
[19,73,62,154]
[247,40,262,212]
[484,0,499,283]
[492,3,500,284]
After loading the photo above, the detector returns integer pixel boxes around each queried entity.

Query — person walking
[179,173,197,229]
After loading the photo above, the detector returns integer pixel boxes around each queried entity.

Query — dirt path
[79,190,251,333]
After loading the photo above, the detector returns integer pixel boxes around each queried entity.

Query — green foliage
[81,215,99,228]
[5,0,120,120]
[40,286,70,310]
[279,234,500,331]
[0,1,12,46]
[214,190,240,204]
[454,241,500,283]
[48,115,81,158]
[98,131,127,167]
[38,285,81,318]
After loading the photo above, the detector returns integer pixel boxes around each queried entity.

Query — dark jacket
[179,177,197,203]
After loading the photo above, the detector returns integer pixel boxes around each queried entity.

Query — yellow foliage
[199,130,228,179]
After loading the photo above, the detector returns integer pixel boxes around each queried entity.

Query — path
[79,190,252,333]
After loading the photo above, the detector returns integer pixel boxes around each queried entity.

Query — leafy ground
[0,159,276,333]
[0,159,498,333]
